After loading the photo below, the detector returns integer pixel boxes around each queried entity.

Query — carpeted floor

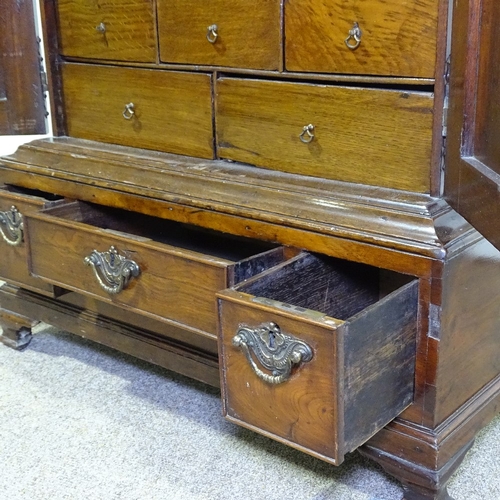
[0,323,498,500]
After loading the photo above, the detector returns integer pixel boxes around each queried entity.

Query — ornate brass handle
[122,102,135,120]
[299,124,315,144]
[0,206,24,246]
[96,22,106,34]
[206,24,218,43]
[345,22,362,50]
[232,322,313,384]
[84,245,140,295]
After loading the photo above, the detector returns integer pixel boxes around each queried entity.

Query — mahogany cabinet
[1,1,499,498]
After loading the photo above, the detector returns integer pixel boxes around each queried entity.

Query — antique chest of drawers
[1,1,499,499]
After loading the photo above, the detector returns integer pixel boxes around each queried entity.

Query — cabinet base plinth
[360,440,473,500]
[0,308,36,350]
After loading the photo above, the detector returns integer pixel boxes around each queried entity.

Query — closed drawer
[62,63,214,159]
[285,0,438,78]
[218,253,418,464]
[0,186,63,296]
[25,201,289,336]
[57,0,156,62]
[157,0,280,70]
[216,78,433,192]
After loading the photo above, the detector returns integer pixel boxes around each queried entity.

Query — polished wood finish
[445,0,500,251]
[0,185,60,296]
[62,63,214,158]
[157,0,281,70]
[26,200,286,336]
[1,0,499,499]
[0,307,36,350]
[216,78,433,191]
[285,0,438,78]
[0,282,220,386]
[57,0,156,62]
[0,0,46,134]
[219,253,417,464]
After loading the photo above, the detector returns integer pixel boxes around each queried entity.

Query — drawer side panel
[343,280,418,452]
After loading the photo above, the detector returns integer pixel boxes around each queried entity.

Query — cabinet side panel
[434,235,500,423]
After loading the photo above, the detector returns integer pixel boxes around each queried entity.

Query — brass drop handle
[84,245,140,295]
[96,22,106,34]
[232,322,313,385]
[122,102,135,120]
[206,24,218,43]
[0,205,24,246]
[299,124,315,144]
[345,22,362,50]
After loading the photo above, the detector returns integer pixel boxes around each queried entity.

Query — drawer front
[0,187,58,295]
[285,0,438,78]
[157,0,280,70]
[25,202,285,335]
[63,64,214,159]
[57,0,156,62]
[216,78,433,192]
[218,253,417,464]
[219,297,341,463]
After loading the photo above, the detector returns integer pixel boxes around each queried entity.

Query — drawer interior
[43,200,280,265]
[238,252,413,321]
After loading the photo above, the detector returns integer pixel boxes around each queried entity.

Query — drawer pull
[84,245,140,295]
[344,22,362,50]
[206,24,218,44]
[122,102,135,120]
[95,22,106,34]
[0,206,24,246]
[299,124,315,144]
[233,322,313,384]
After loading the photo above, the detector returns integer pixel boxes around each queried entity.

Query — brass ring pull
[232,322,313,385]
[345,22,362,50]
[299,124,315,144]
[122,102,135,120]
[206,24,218,43]
[0,205,24,246]
[84,245,140,295]
[96,22,106,34]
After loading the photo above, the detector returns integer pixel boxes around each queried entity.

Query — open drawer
[24,201,290,337]
[217,252,418,465]
[0,185,64,296]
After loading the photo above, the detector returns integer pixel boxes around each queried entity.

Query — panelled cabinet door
[0,0,46,135]
[445,0,500,250]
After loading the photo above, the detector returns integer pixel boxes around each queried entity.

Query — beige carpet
[0,323,499,500]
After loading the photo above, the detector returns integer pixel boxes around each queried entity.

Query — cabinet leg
[360,439,474,500]
[0,309,37,350]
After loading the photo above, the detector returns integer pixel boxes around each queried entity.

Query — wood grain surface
[62,63,214,158]
[216,77,434,192]
[57,0,156,62]
[157,0,281,70]
[285,0,438,78]
[0,186,58,296]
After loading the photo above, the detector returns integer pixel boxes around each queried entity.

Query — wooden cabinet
[0,1,499,499]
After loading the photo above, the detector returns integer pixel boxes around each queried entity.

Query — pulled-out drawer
[157,0,280,70]
[216,77,433,192]
[0,185,63,296]
[25,201,289,337]
[57,0,156,62]
[62,63,214,159]
[217,252,418,465]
